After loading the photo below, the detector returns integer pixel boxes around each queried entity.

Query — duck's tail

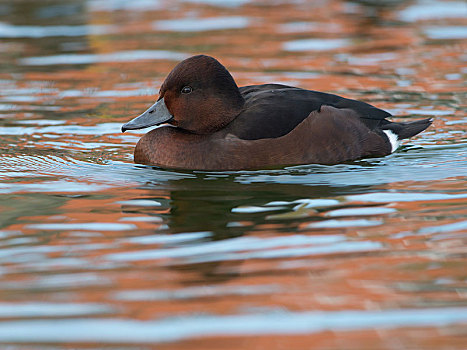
[382,118,433,140]
[380,118,433,153]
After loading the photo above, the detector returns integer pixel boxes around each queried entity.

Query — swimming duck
[122,55,432,170]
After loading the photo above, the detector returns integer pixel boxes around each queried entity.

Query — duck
[122,55,432,170]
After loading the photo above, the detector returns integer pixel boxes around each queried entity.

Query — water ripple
[113,284,280,301]
[0,22,114,38]
[153,16,249,32]
[19,50,189,66]
[106,234,380,264]
[0,302,113,318]
[0,307,465,343]
[399,1,467,22]
[283,38,350,52]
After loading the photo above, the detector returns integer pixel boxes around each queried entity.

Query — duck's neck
[214,97,245,132]
[192,93,245,135]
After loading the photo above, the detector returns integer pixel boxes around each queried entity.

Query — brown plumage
[123,55,432,170]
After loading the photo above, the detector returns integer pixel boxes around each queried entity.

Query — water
[0,0,466,348]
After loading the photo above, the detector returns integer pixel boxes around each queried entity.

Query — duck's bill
[121,98,173,132]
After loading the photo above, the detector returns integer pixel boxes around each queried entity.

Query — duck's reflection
[129,171,372,237]
[118,168,375,284]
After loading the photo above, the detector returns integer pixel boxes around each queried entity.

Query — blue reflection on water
[153,16,249,32]
[0,307,465,343]
[20,50,189,66]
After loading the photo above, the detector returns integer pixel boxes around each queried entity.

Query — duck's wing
[227,84,391,140]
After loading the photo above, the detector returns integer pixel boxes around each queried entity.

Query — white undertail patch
[383,130,400,153]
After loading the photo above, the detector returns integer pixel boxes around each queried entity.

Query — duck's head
[122,55,244,134]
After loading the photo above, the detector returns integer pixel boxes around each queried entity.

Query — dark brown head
[122,55,245,134]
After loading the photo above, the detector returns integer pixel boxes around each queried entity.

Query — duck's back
[224,84,392,140]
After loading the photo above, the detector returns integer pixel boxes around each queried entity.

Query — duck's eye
[181,86,192,94]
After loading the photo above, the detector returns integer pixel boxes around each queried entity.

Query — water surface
[0,0,466,349]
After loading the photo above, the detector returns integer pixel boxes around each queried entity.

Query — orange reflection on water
[0,0,466,348]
